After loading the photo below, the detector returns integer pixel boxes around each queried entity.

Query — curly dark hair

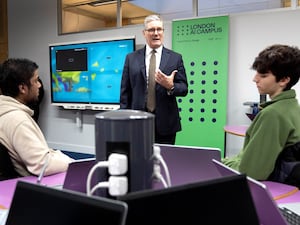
[251,44,300,90]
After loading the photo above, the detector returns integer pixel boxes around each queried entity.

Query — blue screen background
[50,38,135,104]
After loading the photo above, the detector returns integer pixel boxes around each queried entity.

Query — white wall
[226,8,300,155]
[7,0,170,154]
[7,0,300,156]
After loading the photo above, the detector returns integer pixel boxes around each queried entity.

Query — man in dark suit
[120,14,188,144]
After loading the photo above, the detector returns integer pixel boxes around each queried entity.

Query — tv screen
[49,37,135,110]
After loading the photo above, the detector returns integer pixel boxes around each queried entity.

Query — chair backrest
[0,143,19,181]
[268,142,300,188]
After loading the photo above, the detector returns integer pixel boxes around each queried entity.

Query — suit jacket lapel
[138,47,147,82]
[159,47,170,71]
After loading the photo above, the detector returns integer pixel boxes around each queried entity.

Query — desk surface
[224,125,248,137]
[0,172,66,209]
[2,171,300,207]
[263,181,299,203]
[1,147,300,209]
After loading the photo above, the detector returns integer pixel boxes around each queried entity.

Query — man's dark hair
[0,58,39,97]
[251,44,300,90]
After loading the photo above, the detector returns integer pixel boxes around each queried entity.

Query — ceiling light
[88,0,128,7]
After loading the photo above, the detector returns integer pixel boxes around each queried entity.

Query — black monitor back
[6,180,128,225]
[118,174,260,225]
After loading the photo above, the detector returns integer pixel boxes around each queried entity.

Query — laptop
[63,145,222,192]
[212,159,292,225]
[118,174,260,225]
[4,180,128,225]
[62,157,96,193]
[154,144,222,188]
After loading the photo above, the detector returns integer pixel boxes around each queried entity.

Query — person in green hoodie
[223,44,300,182]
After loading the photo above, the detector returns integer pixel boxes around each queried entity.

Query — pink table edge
[224,125,248,137]
[0,172,66,209]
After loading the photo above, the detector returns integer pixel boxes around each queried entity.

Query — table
[0,172,66,209]
[224,125,248,137]
[223,125,248,156]
[1,145,300,210]
[263,181,300,203]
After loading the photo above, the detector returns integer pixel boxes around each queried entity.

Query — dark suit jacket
[120,46,188,135]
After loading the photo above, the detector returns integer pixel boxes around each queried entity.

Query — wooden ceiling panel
[62,0,155,20]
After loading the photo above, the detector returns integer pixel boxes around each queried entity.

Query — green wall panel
[172,15,229,157]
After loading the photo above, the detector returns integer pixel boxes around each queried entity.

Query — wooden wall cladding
[0,0,8,63]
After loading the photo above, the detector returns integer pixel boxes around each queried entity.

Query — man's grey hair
[144,14,163,29]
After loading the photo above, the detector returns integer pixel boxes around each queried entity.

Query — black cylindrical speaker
[95,109,155,196]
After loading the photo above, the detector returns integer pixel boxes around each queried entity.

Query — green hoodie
[222,89,300,180]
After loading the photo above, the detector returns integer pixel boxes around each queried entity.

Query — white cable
[90,181,109,195]
[153,164,168,188]
[37,152,50,184]
[86,161,109,196]
[158,155,171,186]
[152,145,172,187]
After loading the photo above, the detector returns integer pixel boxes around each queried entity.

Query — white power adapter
[108,153,128,175]
[108,176,128,196]
[107,153,128,196]
[86,153,128,196]
[89,176,128,196]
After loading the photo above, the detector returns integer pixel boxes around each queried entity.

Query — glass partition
[59,0,297,35]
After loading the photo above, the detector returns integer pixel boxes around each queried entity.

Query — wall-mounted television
[49,37,135,110]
